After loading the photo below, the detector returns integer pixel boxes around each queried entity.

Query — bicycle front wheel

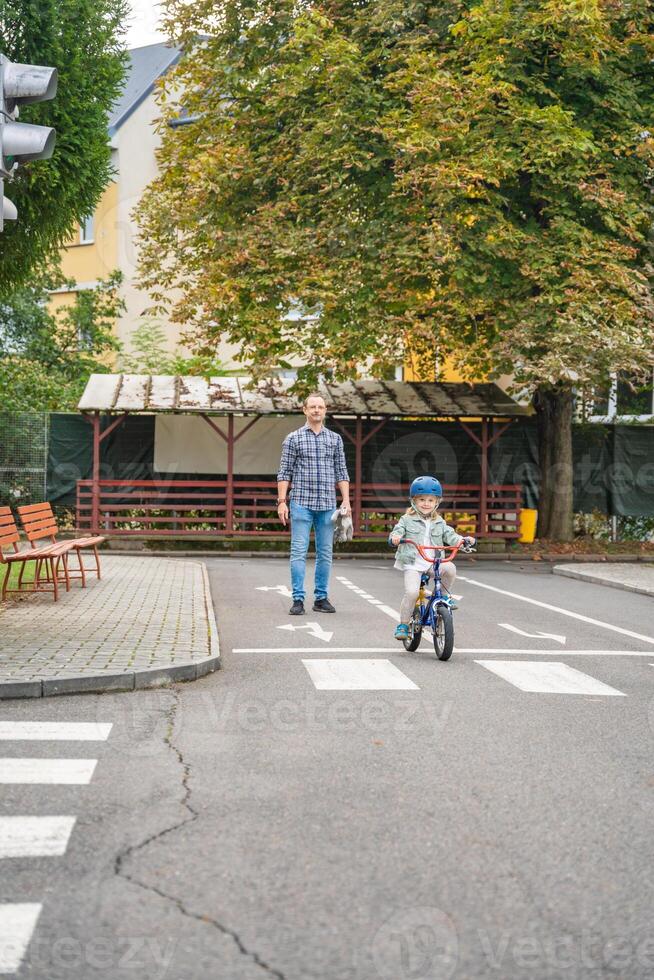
[433,605,454,661]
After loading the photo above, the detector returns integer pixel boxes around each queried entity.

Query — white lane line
[0,904,42,973]
[336,575,400,619]
[0,722,112,741]
[0,758,97,785]
[0,816,76,858]
[459,576,654,646]
[234,647,654,655]
[476,661,626,695]
[303,659,419,691]
[460,649,654,656]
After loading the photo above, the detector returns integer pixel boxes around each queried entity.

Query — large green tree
[0,265,124,410]
[137,0,654,540]
[0,0,128,290]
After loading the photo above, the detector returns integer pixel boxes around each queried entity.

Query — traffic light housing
[0,54,58,230]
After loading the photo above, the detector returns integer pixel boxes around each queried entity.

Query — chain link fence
[0,413,49,509]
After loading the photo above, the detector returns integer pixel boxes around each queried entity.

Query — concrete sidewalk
[553,562,654,598]
[0,556,219,698]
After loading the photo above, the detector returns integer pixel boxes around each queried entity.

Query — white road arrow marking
[256,585,293,598]
[499,623,566,645]
[277,621,333,643]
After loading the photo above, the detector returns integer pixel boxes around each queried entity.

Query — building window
[588,371,654,421]
[79,214,94,244]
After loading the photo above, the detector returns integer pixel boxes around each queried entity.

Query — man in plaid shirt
[277,393,351,615]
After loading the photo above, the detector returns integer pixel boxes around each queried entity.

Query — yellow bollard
[519,508,538,543]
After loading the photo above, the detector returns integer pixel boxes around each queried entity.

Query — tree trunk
[533,384,574,542]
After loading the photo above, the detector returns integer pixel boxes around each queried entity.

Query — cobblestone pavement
[0,556,219,686]
[554,561,654,597]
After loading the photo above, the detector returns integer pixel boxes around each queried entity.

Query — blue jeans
[289,502,334,602]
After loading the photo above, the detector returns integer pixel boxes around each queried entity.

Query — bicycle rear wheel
[433,605,454,661]
[403,607,423,652]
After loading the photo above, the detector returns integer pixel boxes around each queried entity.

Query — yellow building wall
[404,353,486,383]
[47,181,120,365]
[56,181,119,286]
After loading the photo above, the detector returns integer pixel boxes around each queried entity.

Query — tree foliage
[0,265,124,410]
[0,0,129,290]
[120,319,234,376]
[137,0,654,398]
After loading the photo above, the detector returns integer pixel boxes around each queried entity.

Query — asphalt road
[2,556,654,980]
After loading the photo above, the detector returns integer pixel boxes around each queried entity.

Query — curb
[0,560,221,701]
[112,549,654,564]
[553,565,654,599]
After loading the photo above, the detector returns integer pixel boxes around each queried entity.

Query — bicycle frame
[400,540,464,631]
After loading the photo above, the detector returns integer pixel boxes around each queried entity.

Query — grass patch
[3,562,36,593]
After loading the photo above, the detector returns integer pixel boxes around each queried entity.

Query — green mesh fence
[0,412,49,508]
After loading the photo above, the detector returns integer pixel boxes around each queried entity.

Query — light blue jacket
[390,513,463,568]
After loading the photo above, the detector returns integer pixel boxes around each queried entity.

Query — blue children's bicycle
[396,539,475,660]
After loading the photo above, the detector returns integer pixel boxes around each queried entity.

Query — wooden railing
[76,480,522,538]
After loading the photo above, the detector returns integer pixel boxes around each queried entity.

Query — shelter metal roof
[78,375,530,418]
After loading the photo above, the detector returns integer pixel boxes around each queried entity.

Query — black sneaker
[289,600,305,615]
[313,598,336,613]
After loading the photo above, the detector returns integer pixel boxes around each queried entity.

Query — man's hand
[341,501,352,517]
[278,502,289,526]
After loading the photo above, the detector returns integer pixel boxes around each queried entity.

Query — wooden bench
[17,502,105,588]
[0,507,72,602]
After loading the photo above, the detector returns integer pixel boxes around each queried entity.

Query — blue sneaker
[439,594,458,610]
[394,624,409,640]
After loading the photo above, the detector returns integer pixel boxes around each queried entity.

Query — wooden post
[92,412,100,534]
[480,417,489,537]
[354,417,363,534]
[226,414,235,533]
[200,413,261,534]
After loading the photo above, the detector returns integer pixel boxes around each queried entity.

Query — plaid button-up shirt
[277,423,349,510]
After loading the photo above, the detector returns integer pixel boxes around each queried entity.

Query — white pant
[399,564,457,623]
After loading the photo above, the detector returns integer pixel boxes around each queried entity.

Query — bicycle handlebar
[396,539,474,563]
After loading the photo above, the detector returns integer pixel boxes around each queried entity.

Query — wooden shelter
[77,375,531,539]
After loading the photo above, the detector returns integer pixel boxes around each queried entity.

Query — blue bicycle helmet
[410,475,443,498]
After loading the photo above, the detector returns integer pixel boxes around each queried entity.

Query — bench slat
[19,514,57,532]
[25,526,57,542]
[15,502,52,516]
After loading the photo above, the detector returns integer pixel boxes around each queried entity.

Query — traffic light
[0,54,58,231]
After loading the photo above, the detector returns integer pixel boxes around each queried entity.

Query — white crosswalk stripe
[0,904,42,974]
[476,661,626,696]
[0,816,77,858]
[0,722,112,741]
[0,758,98,784]
[0,719,112,972]
[303,659,419,690]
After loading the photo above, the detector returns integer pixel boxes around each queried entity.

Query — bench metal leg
[76,548,87,588]
[50,556,58,601]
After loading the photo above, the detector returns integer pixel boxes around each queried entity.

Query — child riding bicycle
[389,476,475,641]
